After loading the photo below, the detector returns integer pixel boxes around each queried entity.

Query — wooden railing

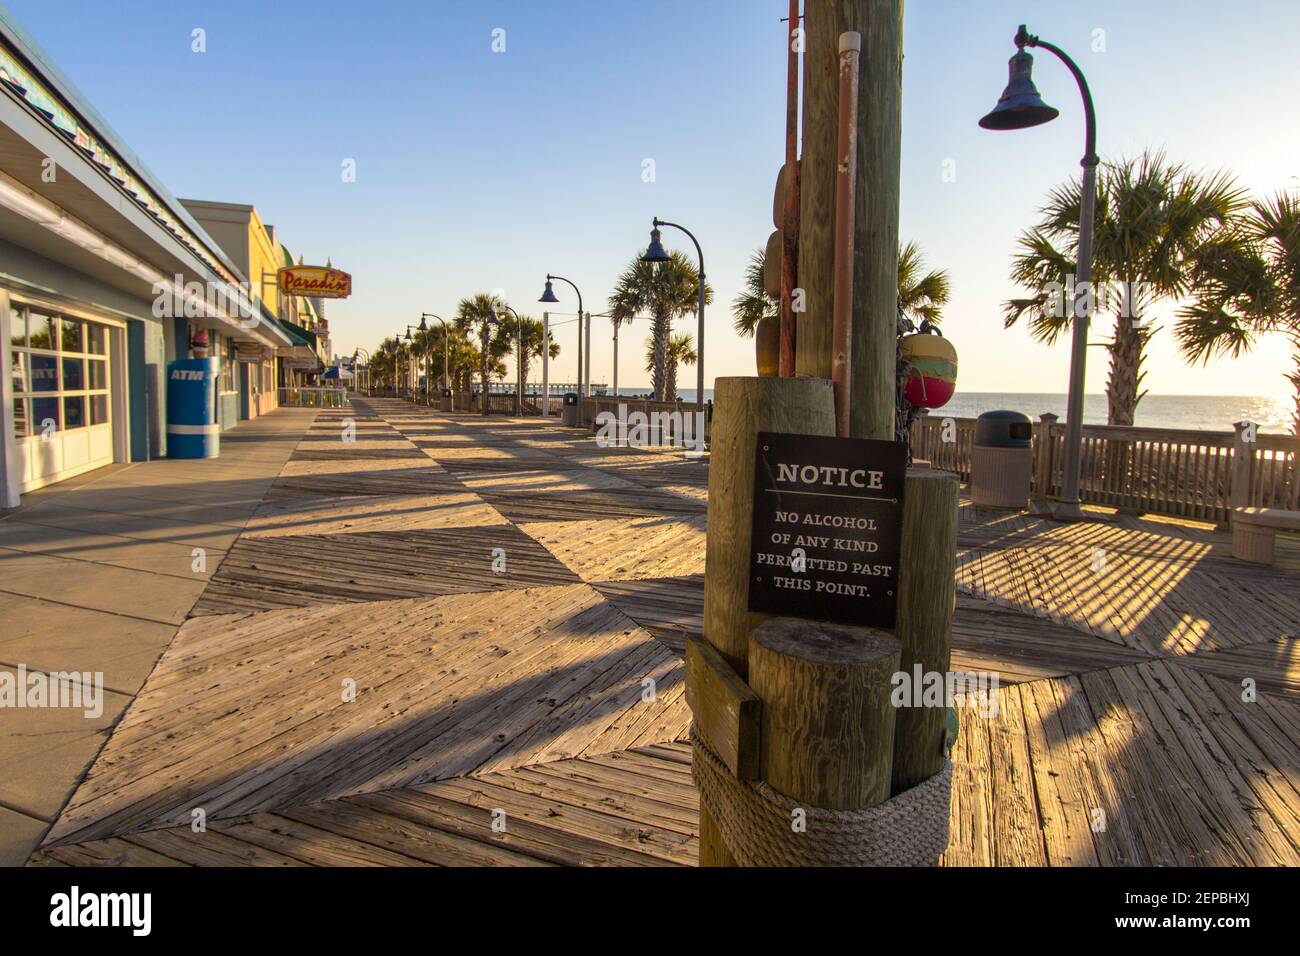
[581,396,713,444]
[910,413,1299,522]
[278,387,349,409]
[911,415,977,481]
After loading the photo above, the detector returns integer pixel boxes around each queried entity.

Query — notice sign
[748,432,907,628]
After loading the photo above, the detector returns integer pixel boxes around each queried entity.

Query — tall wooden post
[779,0,802,377]
[700,376,836,864]
[797,0,903,441]
[703,377,837,677]
[892,468,958,795]
[1032,412,1058,506]
[693,1,948,870]
[1231,420,1256,514]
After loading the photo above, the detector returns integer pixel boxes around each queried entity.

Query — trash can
[439,387,452,412]
[971,410,1032,508]
[562,392,581,427]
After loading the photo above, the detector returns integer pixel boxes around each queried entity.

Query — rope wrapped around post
[691,726,952,867]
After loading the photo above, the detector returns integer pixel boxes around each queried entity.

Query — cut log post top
[748,617,901,811]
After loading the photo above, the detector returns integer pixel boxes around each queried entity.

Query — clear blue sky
[6,0,1298,398]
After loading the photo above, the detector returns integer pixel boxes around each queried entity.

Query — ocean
[665,389,1294,434]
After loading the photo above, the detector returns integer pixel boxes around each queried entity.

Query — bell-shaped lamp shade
[487,309,501,326]
[978,48,1059,131]
[418,316,428,332]
[538,279,559,304]
[403,329,412,341]
[641,227,671,264]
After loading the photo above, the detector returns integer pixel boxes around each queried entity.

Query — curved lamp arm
[546,274,583,317]
[652,218,705,277]
[1017,25,1097,169]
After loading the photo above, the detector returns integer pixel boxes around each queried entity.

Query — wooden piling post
[797,0,903,441]
[702,376,836,677]
[698,375,835,865]
[891,467,959,795]
[831,31,861,437]
[1032,412,1058,506]
[749,619,901,811]
[1231,420,1256,514]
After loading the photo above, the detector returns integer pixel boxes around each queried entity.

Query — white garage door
[10,304,115,492]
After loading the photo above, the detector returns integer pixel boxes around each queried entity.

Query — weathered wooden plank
[277,800,553,867]
[684,638,760,780]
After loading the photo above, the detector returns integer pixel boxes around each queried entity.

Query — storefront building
[178,200,286,426]
[179,200,333,416]
[0,11,291,506]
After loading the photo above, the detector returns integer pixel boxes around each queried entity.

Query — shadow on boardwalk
[25,398,1300,866]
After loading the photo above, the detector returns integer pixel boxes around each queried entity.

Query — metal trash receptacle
[561,392,580,427]
[971,410,1032,508]
[439,387,452,412]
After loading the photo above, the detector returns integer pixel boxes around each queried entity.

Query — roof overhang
[0,15,289,349]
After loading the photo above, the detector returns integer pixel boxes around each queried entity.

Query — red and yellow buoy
[899,333,957,410]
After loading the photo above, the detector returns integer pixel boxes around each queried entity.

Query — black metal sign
[748,432,907,629]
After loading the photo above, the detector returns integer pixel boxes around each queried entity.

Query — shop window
[219,337,237,393]
[61,318,83,352]
[62,357,84,391]
[63,395,85,429]
[12,398,29,437]
[28,314,55,350]
[8,304,112,440]
[10,307,26,348]
[32,396,59,433]
[30,354,57,391]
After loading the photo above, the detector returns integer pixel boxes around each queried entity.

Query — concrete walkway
[0,408,316,865]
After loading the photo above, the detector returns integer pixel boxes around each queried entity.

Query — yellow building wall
[246,208,280,320]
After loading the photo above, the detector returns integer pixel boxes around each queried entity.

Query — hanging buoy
[899,332,957,409]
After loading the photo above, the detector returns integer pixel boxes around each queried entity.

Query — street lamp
[402,325,423,400]
[539,274,583,398]
[491,304,527,415]
[643,219,706,414]
[352,347,372,396]
[419,313,449,405]
[980,23,1097,521]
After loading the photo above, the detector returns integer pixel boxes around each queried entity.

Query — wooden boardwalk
[29,397,1300,866]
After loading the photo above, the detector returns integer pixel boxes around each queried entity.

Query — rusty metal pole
[831,32,860,437]
[779,0,801,377]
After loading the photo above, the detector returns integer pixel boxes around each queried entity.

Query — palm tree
[732,249,777,336]
[644,332,697,402]
[370,337,399,390]
[492,314,559,402]
[410,326,438,399]
[610,250,712,401]
[450,338,478,397]
[733,241,949,336]
[1176,192,1300,432]
[898,241,951,326]
[455,293,504,414]
[1005,150,1247,426]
